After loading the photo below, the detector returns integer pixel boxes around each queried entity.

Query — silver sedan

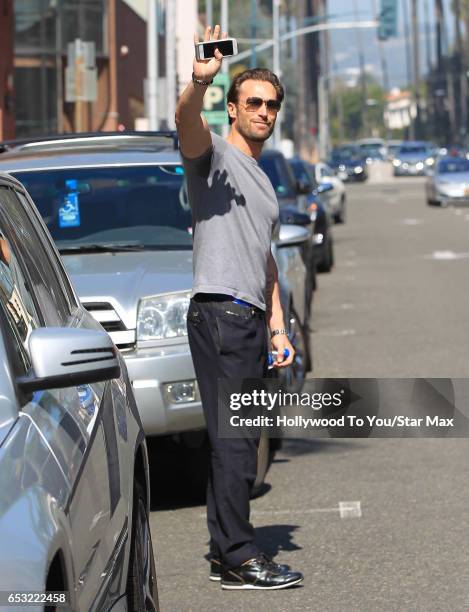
[0,173,159,612]
[426,157,469,207]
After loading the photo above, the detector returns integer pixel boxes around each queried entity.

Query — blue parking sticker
[59,191,81,228]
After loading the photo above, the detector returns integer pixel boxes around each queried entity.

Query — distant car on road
[287,157,335,273]
[329,145,368,182]
[393,141,436,176]
[313,162,346,223]
[425,156,469,206]
[0,172,159,612]
[356,138,387,162]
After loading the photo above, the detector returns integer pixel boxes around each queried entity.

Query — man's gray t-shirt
[182,132,279,311]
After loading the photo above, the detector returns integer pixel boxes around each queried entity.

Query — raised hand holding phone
[193,25,227,84]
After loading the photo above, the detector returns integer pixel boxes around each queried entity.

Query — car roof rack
[0,130,179,153]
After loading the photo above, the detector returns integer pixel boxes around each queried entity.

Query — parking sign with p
[202,73,230,126]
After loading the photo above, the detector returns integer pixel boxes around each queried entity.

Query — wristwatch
[271,329,288,337]
[192,72,213,86]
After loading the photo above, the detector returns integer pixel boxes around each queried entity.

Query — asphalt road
[150,173,469,612]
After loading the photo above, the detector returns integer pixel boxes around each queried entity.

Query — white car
[314,162,346,223]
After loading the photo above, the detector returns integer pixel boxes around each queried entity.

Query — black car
[329,145,368,182]
[259,149,316,320]
[288,157,335,273]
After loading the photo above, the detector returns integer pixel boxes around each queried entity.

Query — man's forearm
[266,253,285,331]
[175,81,208,125]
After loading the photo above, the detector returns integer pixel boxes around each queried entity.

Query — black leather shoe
[210,553,289,582]
[221,556,303,590]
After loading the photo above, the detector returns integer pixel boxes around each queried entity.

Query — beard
[235,117,275,143]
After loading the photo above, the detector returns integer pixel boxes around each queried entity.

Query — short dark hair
[226,68,285,125]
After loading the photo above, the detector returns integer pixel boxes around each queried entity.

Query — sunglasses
[238,96,282,114]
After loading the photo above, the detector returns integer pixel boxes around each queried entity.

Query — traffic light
[378,0,398,41]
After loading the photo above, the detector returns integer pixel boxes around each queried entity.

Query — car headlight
[338,164,346,171]
[426,157,435,166]
[354,166,363,173]
[393,159,402,167]
[137,291,191,341]
[416,162,424,170]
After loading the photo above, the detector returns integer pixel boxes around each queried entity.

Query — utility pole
[221,0,229,137]
[371,0,391,140]
[402,0,414,138]
[74,40,84,132]
[206,0,213,27]
[454,0,466,142]
[411,0,421,138]
[250,0,257,68]
[352,0,368,136]
[147,0,159,130]
[165,0,176,129]
[272,0,281,148]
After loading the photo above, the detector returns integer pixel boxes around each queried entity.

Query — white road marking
[454,209,463,215]
[465,214,469,221]
[339,501,362,518]
[315,329,356,337]
[344,260,357,267]
[340,303,355,310]
[426,250,469,260]
[400,218,423,225]
[198,501,362,520]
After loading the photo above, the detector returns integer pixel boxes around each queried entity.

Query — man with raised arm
[176,24,303,590]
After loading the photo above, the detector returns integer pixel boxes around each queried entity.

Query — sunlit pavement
[150,175,469,611]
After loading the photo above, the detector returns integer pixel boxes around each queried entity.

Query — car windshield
[399,145,428,155]
[259,156,296,198]
[12,165,193,251]
[358,144,382,157]
[437,159,469,174]
[289,160,315,188]
[331,146,359,160]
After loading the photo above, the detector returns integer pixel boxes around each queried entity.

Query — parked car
[0,133,311,451]
[313,161,346,223]
[386,140,403,161]
[356,138,387,162]
[392,141,436,176]
[329,145,368,182]
[287,157,335,273]
[0,172,159,611]
[259,149,316,323]
[425,156,469,206]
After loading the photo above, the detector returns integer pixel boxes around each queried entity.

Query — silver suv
[0,133,311,444]
[0,172,158,611]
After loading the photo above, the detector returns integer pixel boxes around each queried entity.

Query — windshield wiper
[58,243,146,254]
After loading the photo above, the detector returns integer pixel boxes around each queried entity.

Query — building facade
[0,0,15,140]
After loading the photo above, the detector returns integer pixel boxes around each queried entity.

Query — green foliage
[330,78,386,143]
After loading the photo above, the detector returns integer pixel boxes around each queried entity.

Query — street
[150,174,469,612]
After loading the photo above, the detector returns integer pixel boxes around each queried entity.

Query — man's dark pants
[187,293,269,570]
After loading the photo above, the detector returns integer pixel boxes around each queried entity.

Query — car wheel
[282,306,308,393]
[127,482,159,612]
[334,197,346,224]
[317,236,333,273]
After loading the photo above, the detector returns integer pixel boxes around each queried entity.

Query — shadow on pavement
[255,524,303,559]
[280,437,368,457]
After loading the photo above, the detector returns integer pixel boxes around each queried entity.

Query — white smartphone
[195,38,238,60]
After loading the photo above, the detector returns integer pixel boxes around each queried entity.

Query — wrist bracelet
[271,328,288,337]
[192,72,213,86]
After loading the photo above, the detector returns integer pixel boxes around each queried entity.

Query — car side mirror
[296,180,312,195]
[317,182,334,193]
[17,327,121,393]
[276,224,310,247]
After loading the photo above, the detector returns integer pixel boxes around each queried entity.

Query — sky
[327,0,456,89]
